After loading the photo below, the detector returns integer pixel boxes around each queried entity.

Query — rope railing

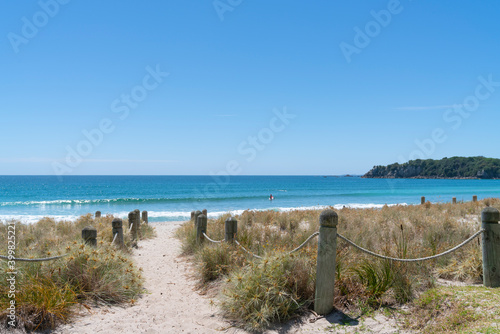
[202,232,223,243]
[0,254,68,262]
[0,211,148,264]
[289,232,319,254]
[192,207,500,316]
[203,227,482,263]
[337,229,485,262]
[196,208,320,258]
[232,232,319,259]
[235,240,263,259]
[196,216,485,263]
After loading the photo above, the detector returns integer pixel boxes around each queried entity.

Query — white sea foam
[332,203,407,209]
[0,203,407,224]
[0,214,81,224]
[113,211,198,220]
[0,198,149,206]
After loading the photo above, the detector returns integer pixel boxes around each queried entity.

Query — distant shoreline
[362,176,500,180]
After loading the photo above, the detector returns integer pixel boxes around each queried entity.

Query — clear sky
[1,0,499,175]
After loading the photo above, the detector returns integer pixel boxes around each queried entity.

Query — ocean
[1,175,499,223]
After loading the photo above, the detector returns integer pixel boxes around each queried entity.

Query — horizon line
[0,174,363,177]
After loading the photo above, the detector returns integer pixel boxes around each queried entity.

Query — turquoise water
[1,175,499,223]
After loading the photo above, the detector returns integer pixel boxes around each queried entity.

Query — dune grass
[401,285,500,333]
[177,198,500,330]
[0,214,155,331]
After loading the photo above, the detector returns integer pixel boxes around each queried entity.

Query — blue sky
[1,0,499,175]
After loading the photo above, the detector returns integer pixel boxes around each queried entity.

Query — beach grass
[177,198,500,330]
[0,214,155,331]
[402,285,500,333]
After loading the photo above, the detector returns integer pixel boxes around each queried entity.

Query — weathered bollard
[421,196,426,205]
[193,210,202,227]
[128,211,138,241]
[112,218,124,248]
[314,210,338,315]
[191,211,195,221]
[82,226,97,247]
[196,214,207,245]
[225,217,238,243]
[142,210,148,225]
[482,207,500,287]
[95,211,101,218]
[128,211,133,229]
[473,195,478,202]
[202,209,208,217]
[134,209,141,238]
[452,197,457,204]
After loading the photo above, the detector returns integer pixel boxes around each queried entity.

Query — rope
[202,232,223,244]
[288,232,319,254]
[129,223,134,232]
[233,232,319,259]
[337,229,485,262]
[0,254,67,262]
[112,233,118,244]
[235,240,263,259]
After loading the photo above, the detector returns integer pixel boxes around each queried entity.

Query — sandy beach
[50,221,405,334]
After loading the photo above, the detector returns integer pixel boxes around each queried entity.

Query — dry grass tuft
[220,253,315,330]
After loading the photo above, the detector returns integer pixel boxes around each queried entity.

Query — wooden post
[452,197,457,204]
[191,211,195,221]
[82,226,97,247]
[95,211,101,218]
[196,214,207,245]
[225,217,237,243]
[128,211,133,229]
[112,218,124,248]
[142,210,148,224]
[202,209,208,217]
[421,196,425,205]
[473,195,478,202]
[482,207,500,287]
[193,210,202,227]
[134,209,141,239]
[128,211,138,241]
[314,210,338,315]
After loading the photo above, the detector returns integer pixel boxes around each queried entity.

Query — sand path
[54,222,403,334]
[55,222,238,334]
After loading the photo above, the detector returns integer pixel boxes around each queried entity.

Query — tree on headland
[363,156,500,179]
